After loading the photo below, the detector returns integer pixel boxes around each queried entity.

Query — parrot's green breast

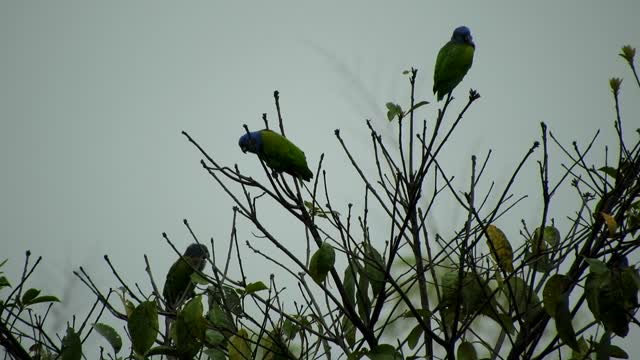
[259,130,313,181]
[433,42,475,101]
[163,257,201,310]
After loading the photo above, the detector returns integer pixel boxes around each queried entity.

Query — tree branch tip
[25,250,31,256]
[103,255,109,261]
[162,232,168,238]
[334,129,340,136]
[273,90,279,97]
[183,219,188,225]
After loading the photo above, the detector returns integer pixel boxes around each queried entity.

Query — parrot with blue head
[162,243,209,311]
[433,26,475,101]
[238,129,313,181]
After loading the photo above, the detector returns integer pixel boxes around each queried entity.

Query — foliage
[2,45,640,360]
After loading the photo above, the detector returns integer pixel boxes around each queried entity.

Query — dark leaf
[21,288,41,305]
[92,323,123,354]
[228,328,251,360]
[309,242,336,284]
[585,258,609,274]
[599,166,618,179]
[244,281,268,295]
[127,300,159,355]
[364,244,385,295]
[367,344,402,359]
[60,327,82,360]
[457,341,478,360]
[543,274,569,318]
[407,324,423,350]
[555,295,579,351]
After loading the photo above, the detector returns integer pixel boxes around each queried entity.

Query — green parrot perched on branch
[238,129,313,181]
[162,243,209,311]
[433,26,475,101]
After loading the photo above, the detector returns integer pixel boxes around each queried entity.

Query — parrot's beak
[466,35,475,48]
[240,145,248,153]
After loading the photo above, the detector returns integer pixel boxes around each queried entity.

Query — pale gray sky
[1,1,639,356]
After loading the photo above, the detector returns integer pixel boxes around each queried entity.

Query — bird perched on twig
[162,243,209,311]
[239,129,313,182]
[433,26,475,101]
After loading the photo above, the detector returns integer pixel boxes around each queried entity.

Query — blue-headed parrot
[238,129,313,181]
[162,243,209,311]
[433,26,475,101]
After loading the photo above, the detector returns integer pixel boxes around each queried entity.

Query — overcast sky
[1,1,639,356]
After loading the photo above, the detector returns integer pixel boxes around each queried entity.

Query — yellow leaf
[600,212,617,237]
[486,225,514,273]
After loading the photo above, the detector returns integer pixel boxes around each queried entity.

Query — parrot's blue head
[238,131,263,154]
[184,243,209,258]
[451,26,474,48]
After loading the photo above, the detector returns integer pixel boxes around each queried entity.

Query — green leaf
[93,323,123,354]
[585,258,609,274]
[402,308,432,319]
[190,272,209,285]
[145,345,181,357]
[405,100,430,115]
[571,337,592,360]
[204,347,226,360]
[309,242,336,284]
[60,327,82,360]
[282,317,303,339]
[28,295,60,305]
[208,285,242,315]
[534,226,561,248]
[205,329,225,346]
[342,315,356,348]
[585,272,609,320]
[407,324,423,350]
[596,331,611,360]
[364,243,385,295]
[607,345,629,359]
[543,274,569,318]
[207,304,235,333]
[505,276,541,317]
[386,102,403,122]
[174,296,206,358]
[367,344,402,359]
[127,300,159,355]
[457,341,478,360]
[244,281,268,295]
[554,295,579,351]
[356,266,371,320]
[228,328,251,360]
[0,276,10,288]
[343,262,357,308]
[599,166,618,179]
[21,288,41,305]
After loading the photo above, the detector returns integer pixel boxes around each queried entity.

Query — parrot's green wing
[433,41,475,101]
[259,130,313,181]
[163,257,202,310]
